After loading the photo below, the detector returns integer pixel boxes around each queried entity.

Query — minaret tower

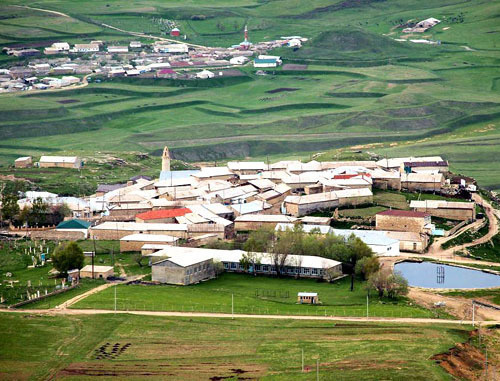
[244,25,248,43]
[161,146,171,172]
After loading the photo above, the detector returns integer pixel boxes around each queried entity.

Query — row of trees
[242,226,380,290]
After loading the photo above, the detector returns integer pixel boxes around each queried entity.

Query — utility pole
[114,284,117,313]
[316,358,319,381]
[301,348,304,372]
[472,301,475,327]
[232,293,234,319]
[366,294,369,318]
[92,236,96,279]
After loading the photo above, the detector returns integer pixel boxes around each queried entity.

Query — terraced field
[0,0,500,189]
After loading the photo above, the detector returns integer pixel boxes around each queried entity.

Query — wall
[14,229,85,240]
[376,215,427,233]
[152,260,214,285]
[80,269,114,279]
[373,178,401,191]
[413,207,475,221]
[338,195,373,207]
[90,228,188,240]
[402,181,442,192]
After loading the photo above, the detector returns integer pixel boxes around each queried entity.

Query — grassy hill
[1,0,500,190]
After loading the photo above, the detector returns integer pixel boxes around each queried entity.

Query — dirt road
[4,307,497,326]
[427,193,498,260]
[409,289,500,322]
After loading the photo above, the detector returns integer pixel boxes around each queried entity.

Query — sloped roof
[136,208,192,220]
[56,219,91,229]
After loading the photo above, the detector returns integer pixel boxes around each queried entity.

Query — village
[4,148,491,291]
[0,26,299,92]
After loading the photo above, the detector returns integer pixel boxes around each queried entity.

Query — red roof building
[170,28,180,37]
[136,208,191,223]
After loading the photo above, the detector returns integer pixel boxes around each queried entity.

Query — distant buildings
[39,156,81,169]
[14,156,32,168]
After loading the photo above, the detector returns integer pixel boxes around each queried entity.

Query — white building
[196,69,215,79]
[107,46,129,53]
[73,44,99,53]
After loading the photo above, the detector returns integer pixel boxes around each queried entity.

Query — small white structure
[107,46,129,53]
[196,69,215,79]
[130,41,142,48]
[230,56,248,65]
[73,44,99,53]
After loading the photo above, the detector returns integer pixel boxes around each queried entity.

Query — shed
[80,265,114,279]
[297,292,318,304]
[14,156,32,168]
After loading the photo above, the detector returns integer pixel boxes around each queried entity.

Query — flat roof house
[410,200,475,221]
[235,214,297,232]
[284,192,339,217]
[14,156,32,168]
[152,253,215,285]
[376,210,431,234]
[80,265,114,279]
[39,156,81,169]
[401,173,444,192]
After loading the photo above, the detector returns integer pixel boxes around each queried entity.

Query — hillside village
[1,26,299,92]
[5,148,489,287]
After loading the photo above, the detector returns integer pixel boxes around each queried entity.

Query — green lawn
[73,273,439,318]
[0,312,473,380]
[338,206,387,218]
[441,219,490,250]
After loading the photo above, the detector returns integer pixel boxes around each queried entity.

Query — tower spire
[244,24,248,42]
[162,146,171,172]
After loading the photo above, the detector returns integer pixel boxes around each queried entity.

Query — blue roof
[254,58,277,63]
[159,170,200,182]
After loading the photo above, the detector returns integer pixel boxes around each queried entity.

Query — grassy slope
[0,312,470,380]
[73,272,438,318]
[0,0,499,189]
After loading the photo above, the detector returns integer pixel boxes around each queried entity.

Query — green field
[73,272,440,318]
[0,312,475,380]
[0,0,499,190]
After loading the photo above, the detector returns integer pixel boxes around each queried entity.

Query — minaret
[161,146,171,172]
[244,25,248,43]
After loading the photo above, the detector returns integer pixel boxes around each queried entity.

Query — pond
[394,261,500,289]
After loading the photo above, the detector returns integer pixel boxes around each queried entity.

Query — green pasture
[0,0,499,189]
[0,312,472,380]
[72,272,440,319]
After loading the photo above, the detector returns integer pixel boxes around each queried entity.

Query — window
[413,243,417,251]
[231,262,237,269]
[288,267,294,274]
[271,266,276,272]
[295,267,300,274]
[224,262,229,269]
[262,265,269,272]
[304,268,310,275]
[186,269,191,275]
[312,268,318,275]
[255,264,261,271]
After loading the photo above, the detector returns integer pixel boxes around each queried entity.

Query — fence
[75,299,439,319]
[9,283,79,309]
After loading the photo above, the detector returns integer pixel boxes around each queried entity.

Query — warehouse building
[80,265,114,279]
[151,246,342,280]
[39,156,81,169]
[135,208,192,223]
[400,173,444,192]
[410,200,475,221]
[384,231,429,253]
[234,214,297,232]
[89,221,188,240]
[284,192,339,217]
[152,252,215,285]
[376,210,431,233]
[14,156,32,168]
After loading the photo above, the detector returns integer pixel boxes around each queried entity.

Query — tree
[28,198,48,226]
[386,271,409,299]
[239,252,262,275]
[52,241,85,275]
[355,256,380,280]
[367,270,409,299]
[212,260,224,278]
[323,267,342,282]
[367,269,389,298]
[0,192,20,224]
[133,253,144,268]
[243,227,274,253]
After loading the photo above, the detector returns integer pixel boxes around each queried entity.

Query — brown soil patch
[431,331,485,380]
[58,362,266,380]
